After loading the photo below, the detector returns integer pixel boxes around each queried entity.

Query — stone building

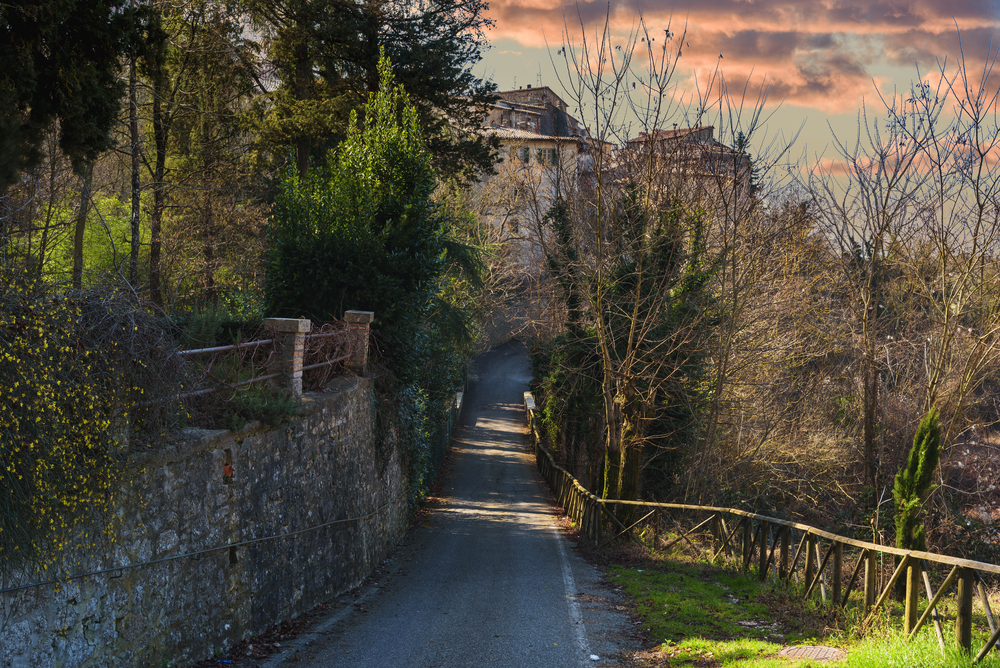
[475,87,596,273]
[622,125,750,184]
[486,86,587,139]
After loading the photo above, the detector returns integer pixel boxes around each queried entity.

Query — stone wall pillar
[263,317,312,397]
[344,310,374,375]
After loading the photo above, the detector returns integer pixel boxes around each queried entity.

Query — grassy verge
[604,544,1000,667]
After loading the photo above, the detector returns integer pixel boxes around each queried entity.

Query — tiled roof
[494,101,549,113]
[483,127,569,141]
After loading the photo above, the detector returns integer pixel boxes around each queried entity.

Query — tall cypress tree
[894,407,942,553]
[266,51,446,380]
[0,0,143,192]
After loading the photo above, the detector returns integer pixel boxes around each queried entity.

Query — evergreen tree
[243,0,498,183]
[0,0,144,191]
[894,407,942,553]
[267,51,446,380]
[267,53,478,502]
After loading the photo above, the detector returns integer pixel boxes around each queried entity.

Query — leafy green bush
[176,302,230,349]
[892,407,941,596]
[530,333,603,471]
[173,300,264,352]
[266,54,444,376]
[265,52,476,504]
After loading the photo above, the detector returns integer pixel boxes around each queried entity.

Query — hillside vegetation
[523,19,1000,564]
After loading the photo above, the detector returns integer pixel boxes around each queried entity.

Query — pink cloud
[486,0,1000,112]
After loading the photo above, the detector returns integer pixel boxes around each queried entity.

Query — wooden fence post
[833,541,843,606]
[743,519,753,570]
[759,522,770,580]
[864,549,877,612]
[263,317,312,397]
[593,500,599,541]
[585,498,591,538]
[904,559,921,634]
[780,528,790,580]
[804,534,817,597]
[957,567,974,653]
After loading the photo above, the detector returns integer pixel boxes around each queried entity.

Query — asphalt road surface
[304,341,635,668]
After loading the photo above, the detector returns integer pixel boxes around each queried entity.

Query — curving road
[287,342,634,668]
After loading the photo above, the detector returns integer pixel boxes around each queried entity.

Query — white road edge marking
[549,523,593,667]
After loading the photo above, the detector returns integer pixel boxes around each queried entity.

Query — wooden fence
[525,391,1000,662]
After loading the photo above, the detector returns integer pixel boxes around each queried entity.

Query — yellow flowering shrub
[0,270,182,577]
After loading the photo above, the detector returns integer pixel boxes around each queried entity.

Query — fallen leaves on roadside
[181,603,330,668]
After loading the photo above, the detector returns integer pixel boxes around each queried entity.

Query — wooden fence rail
[524,392,1000,663]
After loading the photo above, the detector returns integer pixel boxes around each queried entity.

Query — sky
[476,0,1000,176]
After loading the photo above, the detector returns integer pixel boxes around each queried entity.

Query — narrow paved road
[310,342,634,667]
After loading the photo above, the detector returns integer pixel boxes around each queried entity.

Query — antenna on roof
[537,65,542,88]
[513,76,517,89]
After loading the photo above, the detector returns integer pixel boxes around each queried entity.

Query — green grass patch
[609,549,1000,667]
[609,560,830,645]
[660,637,795,667]
[844,629,1000,668]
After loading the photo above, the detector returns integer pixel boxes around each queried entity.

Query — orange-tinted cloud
[486,0,1000,112]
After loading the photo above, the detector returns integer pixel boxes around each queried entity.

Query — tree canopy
[0,0,145,190]
[266,51,447,378]
[244,0,499,183]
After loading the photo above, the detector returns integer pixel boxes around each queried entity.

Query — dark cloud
[823,53,870,78]
[725,30,804,61]
[883,27,997,68]
[827,1,924,27]
[806,34,838,50]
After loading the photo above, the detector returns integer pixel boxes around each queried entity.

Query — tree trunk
[862,260,881,505]
[0,184,8,256]
[149,73,168,306]
[129,53,142,287]
[295,42,311,178]
[863,347,878,497]
[601,379,622,499]
[616,384,644,527]
[202,189,216,303]
[37,154,59,278]
[603,447,621,500]
[618,445,642,527]
[72,163,95,289]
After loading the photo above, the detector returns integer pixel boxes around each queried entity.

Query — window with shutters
[536,148,558,165]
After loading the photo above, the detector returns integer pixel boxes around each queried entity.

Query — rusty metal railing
[176,314,369,400]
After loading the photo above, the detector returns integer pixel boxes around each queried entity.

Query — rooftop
[483,127,568,142]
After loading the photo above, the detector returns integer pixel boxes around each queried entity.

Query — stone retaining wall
[0,376,410,668]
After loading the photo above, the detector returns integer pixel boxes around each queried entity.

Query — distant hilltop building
[481,85,595,178]
[474,87,751,278]
[486,86,588,139]
[475,86,596,276]
[623,125,750,182]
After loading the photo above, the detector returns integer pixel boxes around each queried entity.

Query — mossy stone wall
[0,376,408,668]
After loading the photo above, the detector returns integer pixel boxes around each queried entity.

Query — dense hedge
[265,54,475,504]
